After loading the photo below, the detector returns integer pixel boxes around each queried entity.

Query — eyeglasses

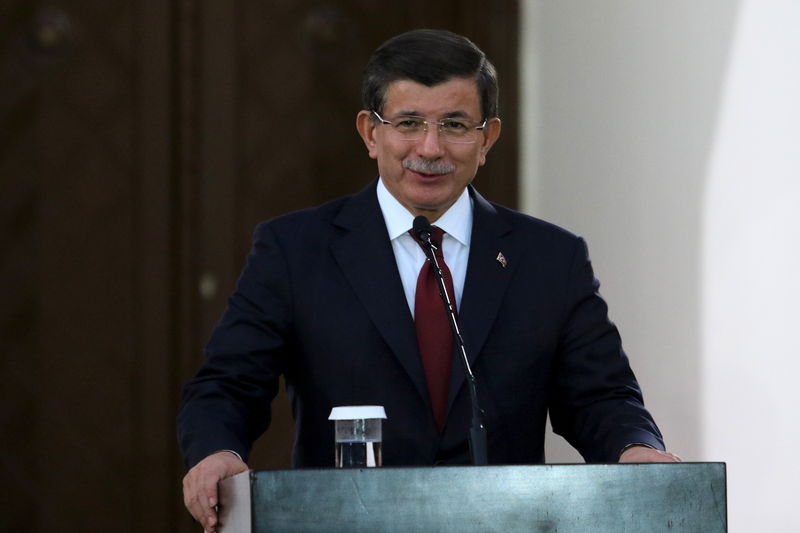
[372,111,487,144]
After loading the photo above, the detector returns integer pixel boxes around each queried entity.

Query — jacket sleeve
[176,222,292,468]
[548,237,665,462]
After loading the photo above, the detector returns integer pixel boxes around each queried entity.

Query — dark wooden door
[0,1,518,531]
[1,2,177,531]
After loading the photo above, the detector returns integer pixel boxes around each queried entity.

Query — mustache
[402,159,455,175]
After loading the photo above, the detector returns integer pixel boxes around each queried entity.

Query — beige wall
[521,1,800,531]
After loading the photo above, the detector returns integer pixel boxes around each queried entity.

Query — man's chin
[407,196,458,221]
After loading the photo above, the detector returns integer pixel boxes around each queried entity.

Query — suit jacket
[177,180,664,468]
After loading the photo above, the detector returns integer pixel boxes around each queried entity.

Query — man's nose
[416,125,446,158]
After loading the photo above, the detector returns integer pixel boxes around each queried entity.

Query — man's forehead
[382,78,481,117]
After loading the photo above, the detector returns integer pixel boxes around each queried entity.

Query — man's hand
[183,451,249,532]
[619,445,681,463]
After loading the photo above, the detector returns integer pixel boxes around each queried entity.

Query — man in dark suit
[179,29,679,531]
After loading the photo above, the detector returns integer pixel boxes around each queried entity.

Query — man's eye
[395,119,423,129]
[442,120,468,131]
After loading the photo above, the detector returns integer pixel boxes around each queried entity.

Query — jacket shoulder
[489,201,584,248]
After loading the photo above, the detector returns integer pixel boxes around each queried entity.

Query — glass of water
[328,406,387,468]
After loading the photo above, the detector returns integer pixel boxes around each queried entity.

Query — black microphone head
[413,215,432,238]
[413,215,437,249]
[413,215,433,245]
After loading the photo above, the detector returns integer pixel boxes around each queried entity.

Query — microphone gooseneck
[412,215,488,466]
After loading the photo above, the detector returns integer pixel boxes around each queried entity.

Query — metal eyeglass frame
[372,110,487,144]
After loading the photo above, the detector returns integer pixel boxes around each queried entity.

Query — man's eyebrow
[391,110,473,119]
[441,111,471,119]
[393,109,424,117]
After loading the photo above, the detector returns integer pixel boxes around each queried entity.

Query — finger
[201,475,220,521]
[185,488,214,528]
[184,472,219,528]
[183,452,248,530]
[197,491,219,529]
[188,493,217,530]
[655,451,681,463]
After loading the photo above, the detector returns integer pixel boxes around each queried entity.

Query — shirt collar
[376,177,472,246]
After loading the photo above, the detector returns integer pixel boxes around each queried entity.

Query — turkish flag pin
[495,252,508,268]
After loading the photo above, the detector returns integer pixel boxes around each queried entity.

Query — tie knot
[409,225,444,245]
[428,226,444,244]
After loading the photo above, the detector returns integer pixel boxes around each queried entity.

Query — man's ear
[356,110,379,160]
[477,117,502,166]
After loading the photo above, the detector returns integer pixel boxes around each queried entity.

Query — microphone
[412,215,434,248]
[412,215,488,466]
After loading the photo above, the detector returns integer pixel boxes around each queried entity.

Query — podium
[218,463,726,532]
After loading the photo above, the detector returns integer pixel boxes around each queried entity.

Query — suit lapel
[330,181,429,403]
[447,187,516,410]
[329,182,518,421]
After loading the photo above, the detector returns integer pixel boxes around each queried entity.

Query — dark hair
[361,29,498,119]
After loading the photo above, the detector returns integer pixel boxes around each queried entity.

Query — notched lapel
[330,183,429,403]
[447,188,518,411]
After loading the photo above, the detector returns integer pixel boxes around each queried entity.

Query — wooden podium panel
[219,463,726,532]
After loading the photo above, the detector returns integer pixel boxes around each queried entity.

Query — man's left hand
[619,446,681,463]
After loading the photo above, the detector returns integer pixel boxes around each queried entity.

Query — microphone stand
[415,217,488,466]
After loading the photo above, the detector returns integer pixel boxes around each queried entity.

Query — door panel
[0,2,517,530]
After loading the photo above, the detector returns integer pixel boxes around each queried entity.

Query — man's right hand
[182,451,249,532]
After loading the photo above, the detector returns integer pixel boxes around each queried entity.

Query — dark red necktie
[411,226,456,431]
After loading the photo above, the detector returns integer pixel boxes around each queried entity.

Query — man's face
[356,78,501,222]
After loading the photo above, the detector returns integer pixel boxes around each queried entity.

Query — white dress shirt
[376,178,472,317]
